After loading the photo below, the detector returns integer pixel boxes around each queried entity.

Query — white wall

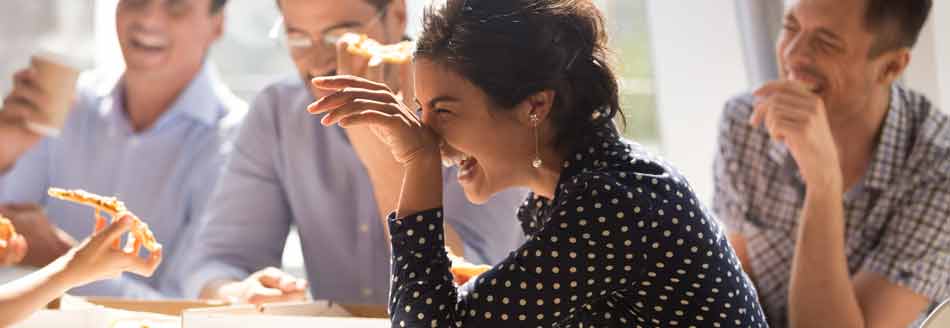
[937,2,950,112]
[646,1,750,203]
[95,0,123,76]
[905,1,948,110]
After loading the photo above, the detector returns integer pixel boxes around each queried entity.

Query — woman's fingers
[124,236,142,255]
[94,215,134,250]
[320,99,399,126]
[126,247,162,277]
[337,110,402,129]
[311,75,391,93]
[307,88,397,115]
[94,214,107,234]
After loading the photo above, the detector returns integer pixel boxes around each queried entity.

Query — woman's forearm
[0,256,76,327]
[396,149,444,218]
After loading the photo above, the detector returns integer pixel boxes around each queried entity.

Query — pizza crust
[343,33,414,66]
[0,216,15,242]
[47,188,161,252]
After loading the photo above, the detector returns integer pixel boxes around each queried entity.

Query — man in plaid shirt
[713,0,948,327]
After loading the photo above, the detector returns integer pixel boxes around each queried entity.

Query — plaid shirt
[713,84,950,328]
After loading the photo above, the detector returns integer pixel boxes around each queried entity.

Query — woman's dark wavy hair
[415,0,624,152]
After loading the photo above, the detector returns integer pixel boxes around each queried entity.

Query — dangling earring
[531,113,543,169]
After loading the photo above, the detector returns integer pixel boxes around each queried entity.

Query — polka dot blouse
[387,125,768,327]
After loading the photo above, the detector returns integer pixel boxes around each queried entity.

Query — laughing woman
[308,0,768,327]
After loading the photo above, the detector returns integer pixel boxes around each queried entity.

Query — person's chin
[462,187,492,205]
[459,170,496,205]
[122,43,171,72]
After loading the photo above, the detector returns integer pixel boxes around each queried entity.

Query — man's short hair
[865,0,932,57]
[275,0,390,11]
[211,0,228,14]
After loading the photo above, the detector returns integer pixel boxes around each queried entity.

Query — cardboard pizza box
[181,301,389,328]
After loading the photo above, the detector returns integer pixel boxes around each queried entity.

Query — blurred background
[0,0,660,144]
[1,0,947,276]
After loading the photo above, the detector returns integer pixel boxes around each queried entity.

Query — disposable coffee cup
[22,51,81,137]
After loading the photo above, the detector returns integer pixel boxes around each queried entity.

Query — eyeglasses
[268,6,389,59]
[118,0,194,18]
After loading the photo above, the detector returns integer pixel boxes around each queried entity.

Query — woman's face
[413,58,538,204]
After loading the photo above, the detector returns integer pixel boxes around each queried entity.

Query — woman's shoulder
[554,126,701,209]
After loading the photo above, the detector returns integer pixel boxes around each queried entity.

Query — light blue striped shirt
[0,64,247,299]
[182,76,528,305]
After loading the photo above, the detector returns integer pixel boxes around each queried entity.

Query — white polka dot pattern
[387,126,767,327]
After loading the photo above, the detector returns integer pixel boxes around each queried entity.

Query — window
[210,2,295,101]
[209,0,662,146]
[0,1,96,94]
[596,0,661,148]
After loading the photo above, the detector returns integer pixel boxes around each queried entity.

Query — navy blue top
[387,124,768,327]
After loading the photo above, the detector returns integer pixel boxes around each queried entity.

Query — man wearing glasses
[0,0,245,298]
[182,0,525,305]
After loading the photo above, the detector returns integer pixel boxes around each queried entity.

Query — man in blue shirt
[184,0,526,305]
[0,0,245,298]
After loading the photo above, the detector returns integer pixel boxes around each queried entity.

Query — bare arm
[345,128,465,257]
[787,186,863,327]
[0,255,76,326]
[0,216,161,327]
[753,81,932,327]
[788,187,930,328]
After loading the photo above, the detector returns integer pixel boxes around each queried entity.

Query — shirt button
[359,224,370,233]
[362,288,374,297]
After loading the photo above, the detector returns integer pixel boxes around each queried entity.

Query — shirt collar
[519,121,624,223]
[98,62,224,130]
[864,84,911,190]
[766,84,911,190]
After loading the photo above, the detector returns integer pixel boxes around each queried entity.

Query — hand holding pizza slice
[47,188,161,253]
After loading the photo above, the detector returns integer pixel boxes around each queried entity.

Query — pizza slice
[0,216,15,243]
[342,33,414,66]
[47,188,161,252]
[447,252,492,285]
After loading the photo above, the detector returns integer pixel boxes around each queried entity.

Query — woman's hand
[335,33,414,102]
[308,75,439,165]
[57,214,162,287]
[0,234,28,267]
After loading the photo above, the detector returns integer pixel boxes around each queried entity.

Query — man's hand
[751,80,842,188]
[0,118,42,173]
[4,67,55,120]
[1,67,51,172]
[205,267,309,305]
[0,204,75,268]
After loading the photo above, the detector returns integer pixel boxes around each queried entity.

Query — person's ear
[516,90,556,127]
[388,0,408,37]
[877,48,911,86]
[210,9,225,41]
